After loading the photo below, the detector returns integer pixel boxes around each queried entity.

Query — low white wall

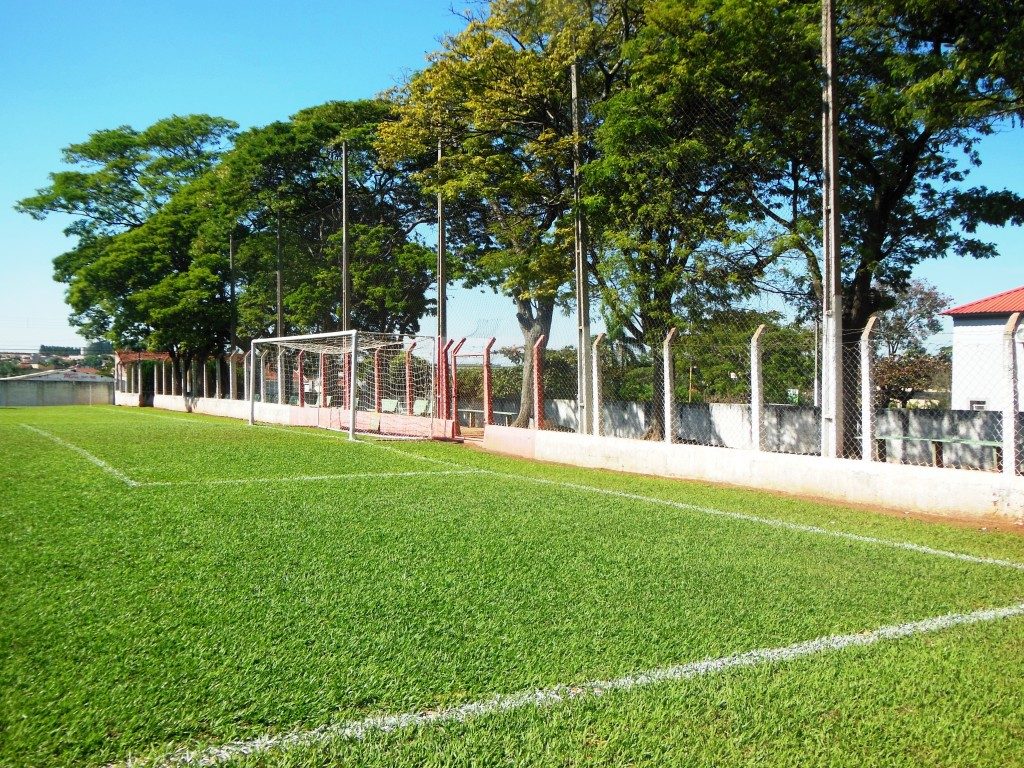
[2,380,113,407]
[481,425,1024,521]
[143,393,325,427]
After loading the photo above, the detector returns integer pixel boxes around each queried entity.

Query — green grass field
[3,405,1024,767]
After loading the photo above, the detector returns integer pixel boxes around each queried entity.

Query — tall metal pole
[820,0,844,458]
[436,140,447,347]
[341,141,350,331]
[571,61,593,435]
[229,231,237,354]
[436,140,447,416]
[276,214,284,337]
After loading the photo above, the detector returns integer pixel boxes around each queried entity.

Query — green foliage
[874,279,951,357]
[16,114,236,237]
[0,359,23,377]
[875,350,951,408]
[218,100,434,339]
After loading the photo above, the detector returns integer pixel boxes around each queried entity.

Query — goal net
[247,331,443,439]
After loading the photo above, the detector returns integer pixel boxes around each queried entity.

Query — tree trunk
[510,296,555,429]
[643,347,667,441]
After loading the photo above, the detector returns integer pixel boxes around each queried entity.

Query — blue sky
[0,0,1021,351]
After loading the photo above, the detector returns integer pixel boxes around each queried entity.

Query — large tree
[378,0,641,426]
[621,0,1024,335]
[219,100,434,341]
[16,115,237,344]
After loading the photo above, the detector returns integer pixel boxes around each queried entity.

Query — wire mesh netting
[859,317,1019,473]
[252,332,437,438]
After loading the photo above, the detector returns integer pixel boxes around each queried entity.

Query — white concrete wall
[950,316,1024,411]
[1,380,113,407]
[481,425,1024,521]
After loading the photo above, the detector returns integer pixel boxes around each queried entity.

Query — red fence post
[374,349,382,412]
[483,337,496,426]
[450,338,467,433]
[343,352,351,410]
[405,341,417,414]
[532,335,546,429]
[439,339,455,420]
[319,353,326,406]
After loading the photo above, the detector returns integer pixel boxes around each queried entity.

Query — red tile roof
[943,285,1024,316]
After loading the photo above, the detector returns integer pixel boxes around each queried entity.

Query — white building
[943,285,1024,412]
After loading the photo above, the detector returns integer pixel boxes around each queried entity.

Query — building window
[970,400,986,411]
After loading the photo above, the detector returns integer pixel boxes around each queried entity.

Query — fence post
[1003,312,1021,477]
[259,353,267,403]
[750,324,766,451]
[860,314,879,462]
[243,353,250,403]
[592,332,605,437]
[374,349,382,412]
[248,344,257,425]
[215,356,223,399]
[663,328,678,444]
[348,331,359,440]
[319,353,326,407]
[153,361,159,396]
[533,334,546,429]
[405,341,417,415]
[440,339,455,419]
[451,338,467,433]
[277,350,285,405]
[483,337,496,426]
[202,359,209,399]
[297,351,304,407]
[229,355,238,400]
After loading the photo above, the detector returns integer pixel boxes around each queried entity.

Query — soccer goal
[247,330,443,439]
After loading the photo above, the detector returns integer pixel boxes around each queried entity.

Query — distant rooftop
[0,367,112,382]
[943,285,1024,317]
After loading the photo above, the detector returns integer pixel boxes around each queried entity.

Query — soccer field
[3,406,1024,767]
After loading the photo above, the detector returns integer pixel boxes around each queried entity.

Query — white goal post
[248,330,440,440]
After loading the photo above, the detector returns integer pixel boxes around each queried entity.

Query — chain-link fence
[856,316,1021,474]
[473,310,1020,477]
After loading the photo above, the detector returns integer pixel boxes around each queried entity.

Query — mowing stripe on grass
[345,439,1024,573]
[141,469,483,487]
[118,600,1024,768]
[475,470,1024,573]
[19,424,139,487]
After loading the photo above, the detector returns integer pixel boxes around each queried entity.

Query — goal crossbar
[247,330,444,440]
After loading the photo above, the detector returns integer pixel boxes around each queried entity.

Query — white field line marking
[19,424,139,487]
[119,600,1024,768]
[474,470,1024,573]
[141,469,482,488]
[349,439,1024,573]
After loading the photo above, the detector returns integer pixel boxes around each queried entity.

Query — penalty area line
[140,469,483,488]
[118,600,1024,767]
[19,424,139,487]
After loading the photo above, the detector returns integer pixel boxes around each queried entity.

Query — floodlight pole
[276,214,284,337]
[248,340,257,425]
[436,141,447,353]
[229,231,237,353]
[341,140,351,332]
[436,141,448,421]
[571,60,593,436]
[820,0,844,458]
[348,330,359,440]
